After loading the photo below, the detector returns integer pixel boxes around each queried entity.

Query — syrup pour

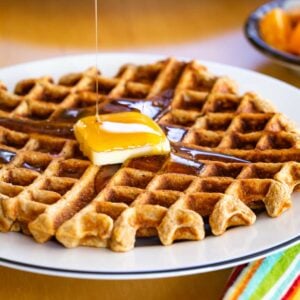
[0,92,173,139]
[103,99,161,118]
[101,92,172,119]
[0,96,249,165]
[0,119,249,165]
[94,0,100,123]
[55,90,173,122]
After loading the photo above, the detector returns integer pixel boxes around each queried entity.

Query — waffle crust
[0,58,299,252]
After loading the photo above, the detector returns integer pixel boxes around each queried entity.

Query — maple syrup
[0,117,74,139]
[0,116,250,164]
[95,164,121,194]
[94,0,100,122]
[55,90,173,123]
[166,153,204,175]
[171,143,249,163]
[160,125,188,143]
[55,106,95,122]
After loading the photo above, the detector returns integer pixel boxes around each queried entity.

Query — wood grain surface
[0,266,232,300]
[0,0,264,48]
[0,1,298,299]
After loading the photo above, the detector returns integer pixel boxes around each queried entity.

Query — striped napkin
[222,243,300,300]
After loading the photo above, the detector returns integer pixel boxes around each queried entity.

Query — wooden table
[0,0,298,89]
[0,1,298,299]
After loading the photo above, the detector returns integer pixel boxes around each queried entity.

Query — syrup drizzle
[0,117,74,139]
[55,106,95,122]
[0,116,249,165]
[55,90,173,122]
[160,125,188,143]
[171,143,249,163]
[0,2,251,180]
[101,93,172,119]
[95,164,121,194]
[95,0,100,123]
[167,153,204,175]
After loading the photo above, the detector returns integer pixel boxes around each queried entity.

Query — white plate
[0,53,299,280]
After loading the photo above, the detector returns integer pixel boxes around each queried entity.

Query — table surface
[0,1,299,299]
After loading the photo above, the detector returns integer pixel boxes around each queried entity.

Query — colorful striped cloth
[222,243,300,300]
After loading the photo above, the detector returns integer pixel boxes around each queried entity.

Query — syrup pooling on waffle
[0,58,299,252]
[0,126,94,234]
[0,125,123,241]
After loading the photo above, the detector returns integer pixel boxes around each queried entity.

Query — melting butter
[74,112,170,165]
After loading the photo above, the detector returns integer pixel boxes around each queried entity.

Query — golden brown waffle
[56,155,300,251]
[0,58,299,252]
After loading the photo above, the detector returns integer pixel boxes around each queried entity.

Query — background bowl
[244,0,300,72]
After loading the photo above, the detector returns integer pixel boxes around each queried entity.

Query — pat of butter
[74,112,170,166]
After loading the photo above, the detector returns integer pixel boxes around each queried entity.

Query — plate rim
[0,52,299,279]
[0,237,299,279]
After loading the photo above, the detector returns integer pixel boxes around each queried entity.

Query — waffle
[0,58,299,252]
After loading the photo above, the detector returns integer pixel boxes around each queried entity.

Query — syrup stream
[95,0,100,123]
[54,91,173,122]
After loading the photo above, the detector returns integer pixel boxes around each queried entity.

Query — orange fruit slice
[260,8,292,51]
[288,22,300,55]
